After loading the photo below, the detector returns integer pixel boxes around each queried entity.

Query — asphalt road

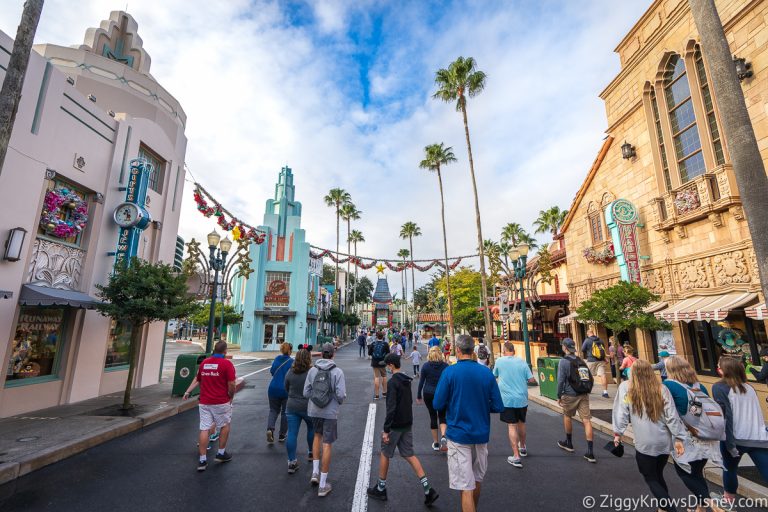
[0,342,760,512]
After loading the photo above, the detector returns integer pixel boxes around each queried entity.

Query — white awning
[746,303,767,320]
[558,312,578,326]
[656,292,758,323]
[644,301,668,314]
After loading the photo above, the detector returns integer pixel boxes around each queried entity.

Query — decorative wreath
[39,188,88,239]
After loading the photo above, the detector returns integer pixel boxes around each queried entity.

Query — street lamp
[508,243,532,367]
[205,230,231,354]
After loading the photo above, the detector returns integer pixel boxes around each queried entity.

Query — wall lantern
[3,227,28,262]
[621,141,636,160]
[733,56,753,81]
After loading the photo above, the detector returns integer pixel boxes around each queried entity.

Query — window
[589,214,603,244]
[138,144,165,193]
[264,271,291,307]
[7,307,66,382]
[105,319,132,368]
[650,88,673,191]
[663,56,706,184]
[694,46,725,166]
[39,180,88,246]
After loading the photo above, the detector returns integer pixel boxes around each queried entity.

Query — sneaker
[207,440,213,450]
[307,452,314,462]
[507,456,523,468]
[266,430,274,444]
[382,393,387,399]
[278,434,287,443]
[584,451,596,463]
[318,483,332,497]
[287,460,299,474]
[197,459,207,472]
[602,391,609,398]
[519,445,528,457]
[439,437,448,452]
[557,439,574,452]
[431,442,440,451]
[424,487,439,507]
[209,430,220,442]
[215,451,233,463]
[310,473,320,486]
[373,395,379,400]
[367,486,388,501]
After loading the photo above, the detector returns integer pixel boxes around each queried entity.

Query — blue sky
[0,0,651,290]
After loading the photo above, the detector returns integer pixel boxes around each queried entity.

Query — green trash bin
[172,353,206,397]
[536,356,561,400]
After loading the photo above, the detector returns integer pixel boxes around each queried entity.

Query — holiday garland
[193,184,266,244]
[40,188,89,239]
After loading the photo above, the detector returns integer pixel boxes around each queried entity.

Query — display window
[7,307,66,382]
[105,319,132,369]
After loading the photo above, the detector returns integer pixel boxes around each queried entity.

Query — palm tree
[348,230,365,310]
[533,206,568,237]
[397,248,410,328]
[433,56,493,348]
[419,142,458,344]
[0,0,45,174]
[340,202,361,313]
[399,221,421,328]
[688,0,768,303]
[324,188,351,315]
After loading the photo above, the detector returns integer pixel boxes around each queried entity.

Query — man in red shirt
[183,341,236,471]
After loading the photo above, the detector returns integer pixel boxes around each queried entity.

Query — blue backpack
[372,341,387,362]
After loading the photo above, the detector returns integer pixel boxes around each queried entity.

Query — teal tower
[229,167,321,351]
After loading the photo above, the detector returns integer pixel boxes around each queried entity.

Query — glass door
[276,323,286,345]
[263,324,274,350]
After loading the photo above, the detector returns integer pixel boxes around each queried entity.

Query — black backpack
[477,344,489,360]
[372,341,387,363]
[310,362,336,408]
[565,355,594,394]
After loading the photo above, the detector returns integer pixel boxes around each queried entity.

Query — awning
[254,309,296,317]
[745,303,767,320]
[19,284,101,309]
[644,301,668,314]
[1,290,12,299]
[656,292,758,323]
[559,312,578,325]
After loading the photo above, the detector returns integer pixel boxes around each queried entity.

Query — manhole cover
[17,436,40,442]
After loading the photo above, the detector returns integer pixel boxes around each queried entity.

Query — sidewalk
[527,381,768,500]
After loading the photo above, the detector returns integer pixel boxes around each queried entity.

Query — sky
[0,0,650,293]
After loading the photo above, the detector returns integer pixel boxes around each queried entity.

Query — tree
[419,142,458,343]
[321,264,336,286]
[501,222,538,249]
[434,266,484,333]
[96,258,197,409]
[323,188,351,304]
[340,202,361,312]
[348,229,365,308]
[352,276,374,304]
[399,221,421,328]
[190,302,242,329]
[533,206,568,237]
[688,0,768,305]
[433,56,493,346]
[575,281,670,335]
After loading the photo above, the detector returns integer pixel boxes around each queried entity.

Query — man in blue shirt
[433,334,503,512]
[428,334,440,349]
[492,342,535,468]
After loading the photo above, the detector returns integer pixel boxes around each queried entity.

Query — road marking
[239,366,272,379]
[233,358,263,367]
[352,403,377,512]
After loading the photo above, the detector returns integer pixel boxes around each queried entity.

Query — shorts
[381,429,414,458]
[500,406,528,424]
[587,360,608,377]
[372,366,387,378]
[311,417,338,444]
[560,394,591,420]
[447,439,488,491]
[199,403,233,431]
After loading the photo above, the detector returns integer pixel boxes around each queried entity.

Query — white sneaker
[507,456,523,468]
[310,473,319,486]
[318,483,333,497]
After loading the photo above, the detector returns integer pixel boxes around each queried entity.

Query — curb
[528,393,768,501]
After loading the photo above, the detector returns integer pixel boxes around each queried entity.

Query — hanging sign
[113,159,152,267]
[605,199,641,284]
[265,279,290,305]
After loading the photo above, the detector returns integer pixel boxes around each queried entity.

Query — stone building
[0,12,187,416]
[560,0,768,395]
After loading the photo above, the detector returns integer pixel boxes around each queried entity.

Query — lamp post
[508,243,532,367]
[205,230,232,354]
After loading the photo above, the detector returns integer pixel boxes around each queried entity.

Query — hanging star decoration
[376,263,385,274]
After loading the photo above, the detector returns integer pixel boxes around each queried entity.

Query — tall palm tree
[324,188,351,313]
[688,0,768,303]
[340,202,361,313]
[533,206,568,238]
[397,248,410,328]
[399,221,421,328]
[0,0,45,174]
[419,143,457,344]
[433,56,493,347]
[348,229,365,311]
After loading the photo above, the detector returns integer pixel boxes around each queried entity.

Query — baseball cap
[659,350,670,358]
[562,338,576,352]
[321,342,334,355]
[760,347,768,357]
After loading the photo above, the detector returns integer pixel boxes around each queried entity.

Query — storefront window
[7,307,66,382]
[105,319,132,368]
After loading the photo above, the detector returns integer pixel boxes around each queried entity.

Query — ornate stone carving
[600,192,616,207]
[678,259,710,291]
[748,249,761,284]
[26,238,85,290]
[660,230,671,244]
[717,170,730,196]
[708,212,723,227]
[675,225,687,239]
[731,205,744,221]
[713,251,751,285]
[674,186,701,216]
[81,11,151,74]
[644,269,665,295]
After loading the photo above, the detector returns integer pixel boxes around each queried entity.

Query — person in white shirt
[409,346,422,376]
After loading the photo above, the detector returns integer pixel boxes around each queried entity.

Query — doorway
[263,322,286,350]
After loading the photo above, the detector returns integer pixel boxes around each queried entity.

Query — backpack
[677,381,725,441]
[310,363,336,408]
[590,339,606,360]
[372,341,387,361]
[565,355,594,394]
[477,344,489,360]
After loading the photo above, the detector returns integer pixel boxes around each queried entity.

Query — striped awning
[656,292,758,323]
[558,312,578,325]
[644,301,668,314]
[745,303,767,320]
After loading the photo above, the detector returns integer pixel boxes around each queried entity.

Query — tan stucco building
[561,0,768,396]
[0,12,187,417]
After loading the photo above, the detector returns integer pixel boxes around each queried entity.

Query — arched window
[693,46,725,166]
[663,55,706,184]
[649,87,672,191]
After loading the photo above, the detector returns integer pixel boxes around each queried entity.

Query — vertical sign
[605,199,641,284]
[114,159,151,267]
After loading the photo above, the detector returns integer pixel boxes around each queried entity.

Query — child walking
[409,346,422,377]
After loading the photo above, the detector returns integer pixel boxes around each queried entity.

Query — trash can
[536,357,561,400]
[172,353,206,397]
